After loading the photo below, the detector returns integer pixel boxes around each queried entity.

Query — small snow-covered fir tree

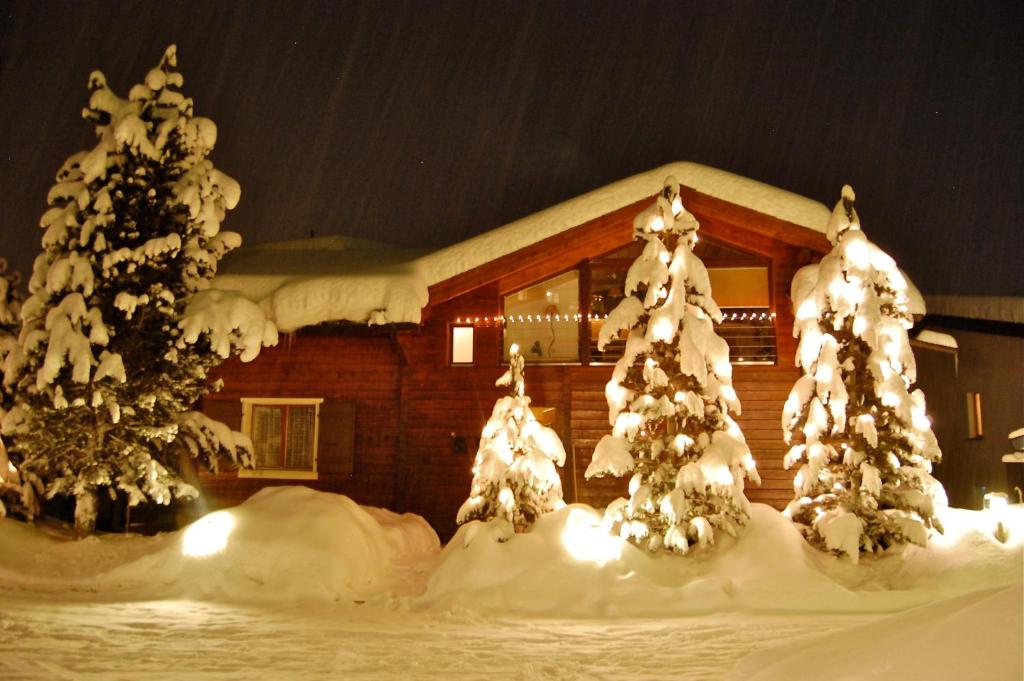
[457,344,567,531]
[585,177,760,554]
[2,46,275,532]
[782,185,946,561]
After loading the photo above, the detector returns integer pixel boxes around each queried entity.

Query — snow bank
[0,514,173,583]
[0,487,440,603]
[213,163,830,329]
[420,503,1023,617]
[164,487,440,602]
[3,492,1016,617]
[728,583,1023,681]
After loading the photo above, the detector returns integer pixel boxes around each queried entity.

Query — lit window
[586,239,776,364]
[240,398,322,479]
[451,325,474,364]
[504,271,579,363]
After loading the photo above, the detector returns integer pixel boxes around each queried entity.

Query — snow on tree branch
[2,46,263,532]
[457,344,567,532]
[783,185,946,562]
[179,290,278,362]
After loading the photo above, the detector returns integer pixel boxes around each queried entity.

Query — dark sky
[2,0,1021,296]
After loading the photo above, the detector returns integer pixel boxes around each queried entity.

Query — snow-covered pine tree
[456,344,567,531]
[585,177,760,554]
[1,46,275,532]
[0,259,22,412]
[0,259,37,518]
[782,185,946,561]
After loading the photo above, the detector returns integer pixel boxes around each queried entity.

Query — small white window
[451,325,474,364]
[239,398,322,479]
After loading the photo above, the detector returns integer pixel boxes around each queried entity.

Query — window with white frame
[240,398,322,479]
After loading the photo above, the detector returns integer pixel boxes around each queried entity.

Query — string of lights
[454,311,777,325]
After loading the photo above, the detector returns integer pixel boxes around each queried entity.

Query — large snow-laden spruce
[1,46,276,532]
[456,344,567,531]
[585,177,760,554]
[782,186,946,561]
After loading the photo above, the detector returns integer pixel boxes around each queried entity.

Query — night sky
[2,0,1021,296]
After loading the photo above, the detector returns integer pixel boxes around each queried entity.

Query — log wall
[200,330,403,513]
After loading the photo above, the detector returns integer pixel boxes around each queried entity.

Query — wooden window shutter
[318,400,356,475]
[203,398,243,432]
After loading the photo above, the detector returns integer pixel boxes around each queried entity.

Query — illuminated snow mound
[0,487,441,603]
[164,487,440,602]
[728,583,1023,681]
[420,503,1023,617]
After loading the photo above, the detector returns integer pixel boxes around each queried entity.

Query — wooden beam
[426,198,643,308]
[679,186,831,254]
[698,215,789,259]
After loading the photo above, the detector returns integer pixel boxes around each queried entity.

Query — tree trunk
[74,488,98,535]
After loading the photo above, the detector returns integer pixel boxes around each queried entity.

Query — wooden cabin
[198,163,832,538]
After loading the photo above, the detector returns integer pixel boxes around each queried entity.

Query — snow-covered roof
[416,162,830,288]
[214,163,831,331]
[924,295,1024,325]
[214,236,428,332]
[914,329,958,350]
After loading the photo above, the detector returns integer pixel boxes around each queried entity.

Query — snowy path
[0,589,872,681]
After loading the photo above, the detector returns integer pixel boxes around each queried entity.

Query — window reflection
[503,271,579,362]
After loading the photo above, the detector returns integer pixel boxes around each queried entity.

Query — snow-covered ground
[1,487,1021,680]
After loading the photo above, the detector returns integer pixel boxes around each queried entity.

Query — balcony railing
[587,307,777,366]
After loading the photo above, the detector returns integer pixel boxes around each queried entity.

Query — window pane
[504,271,579,363]
[286,406,316,469]
[588,260,631,364]
[252,406,282,468]
[708,268,769,307]
[451,326,474,364]
[587,238,777,365]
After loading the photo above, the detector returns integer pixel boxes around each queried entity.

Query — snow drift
[728,583,1023,681]
[420,503,1023,617]
[161,487,440,602]
[0,486,440,603]
[1,490,1019,619]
